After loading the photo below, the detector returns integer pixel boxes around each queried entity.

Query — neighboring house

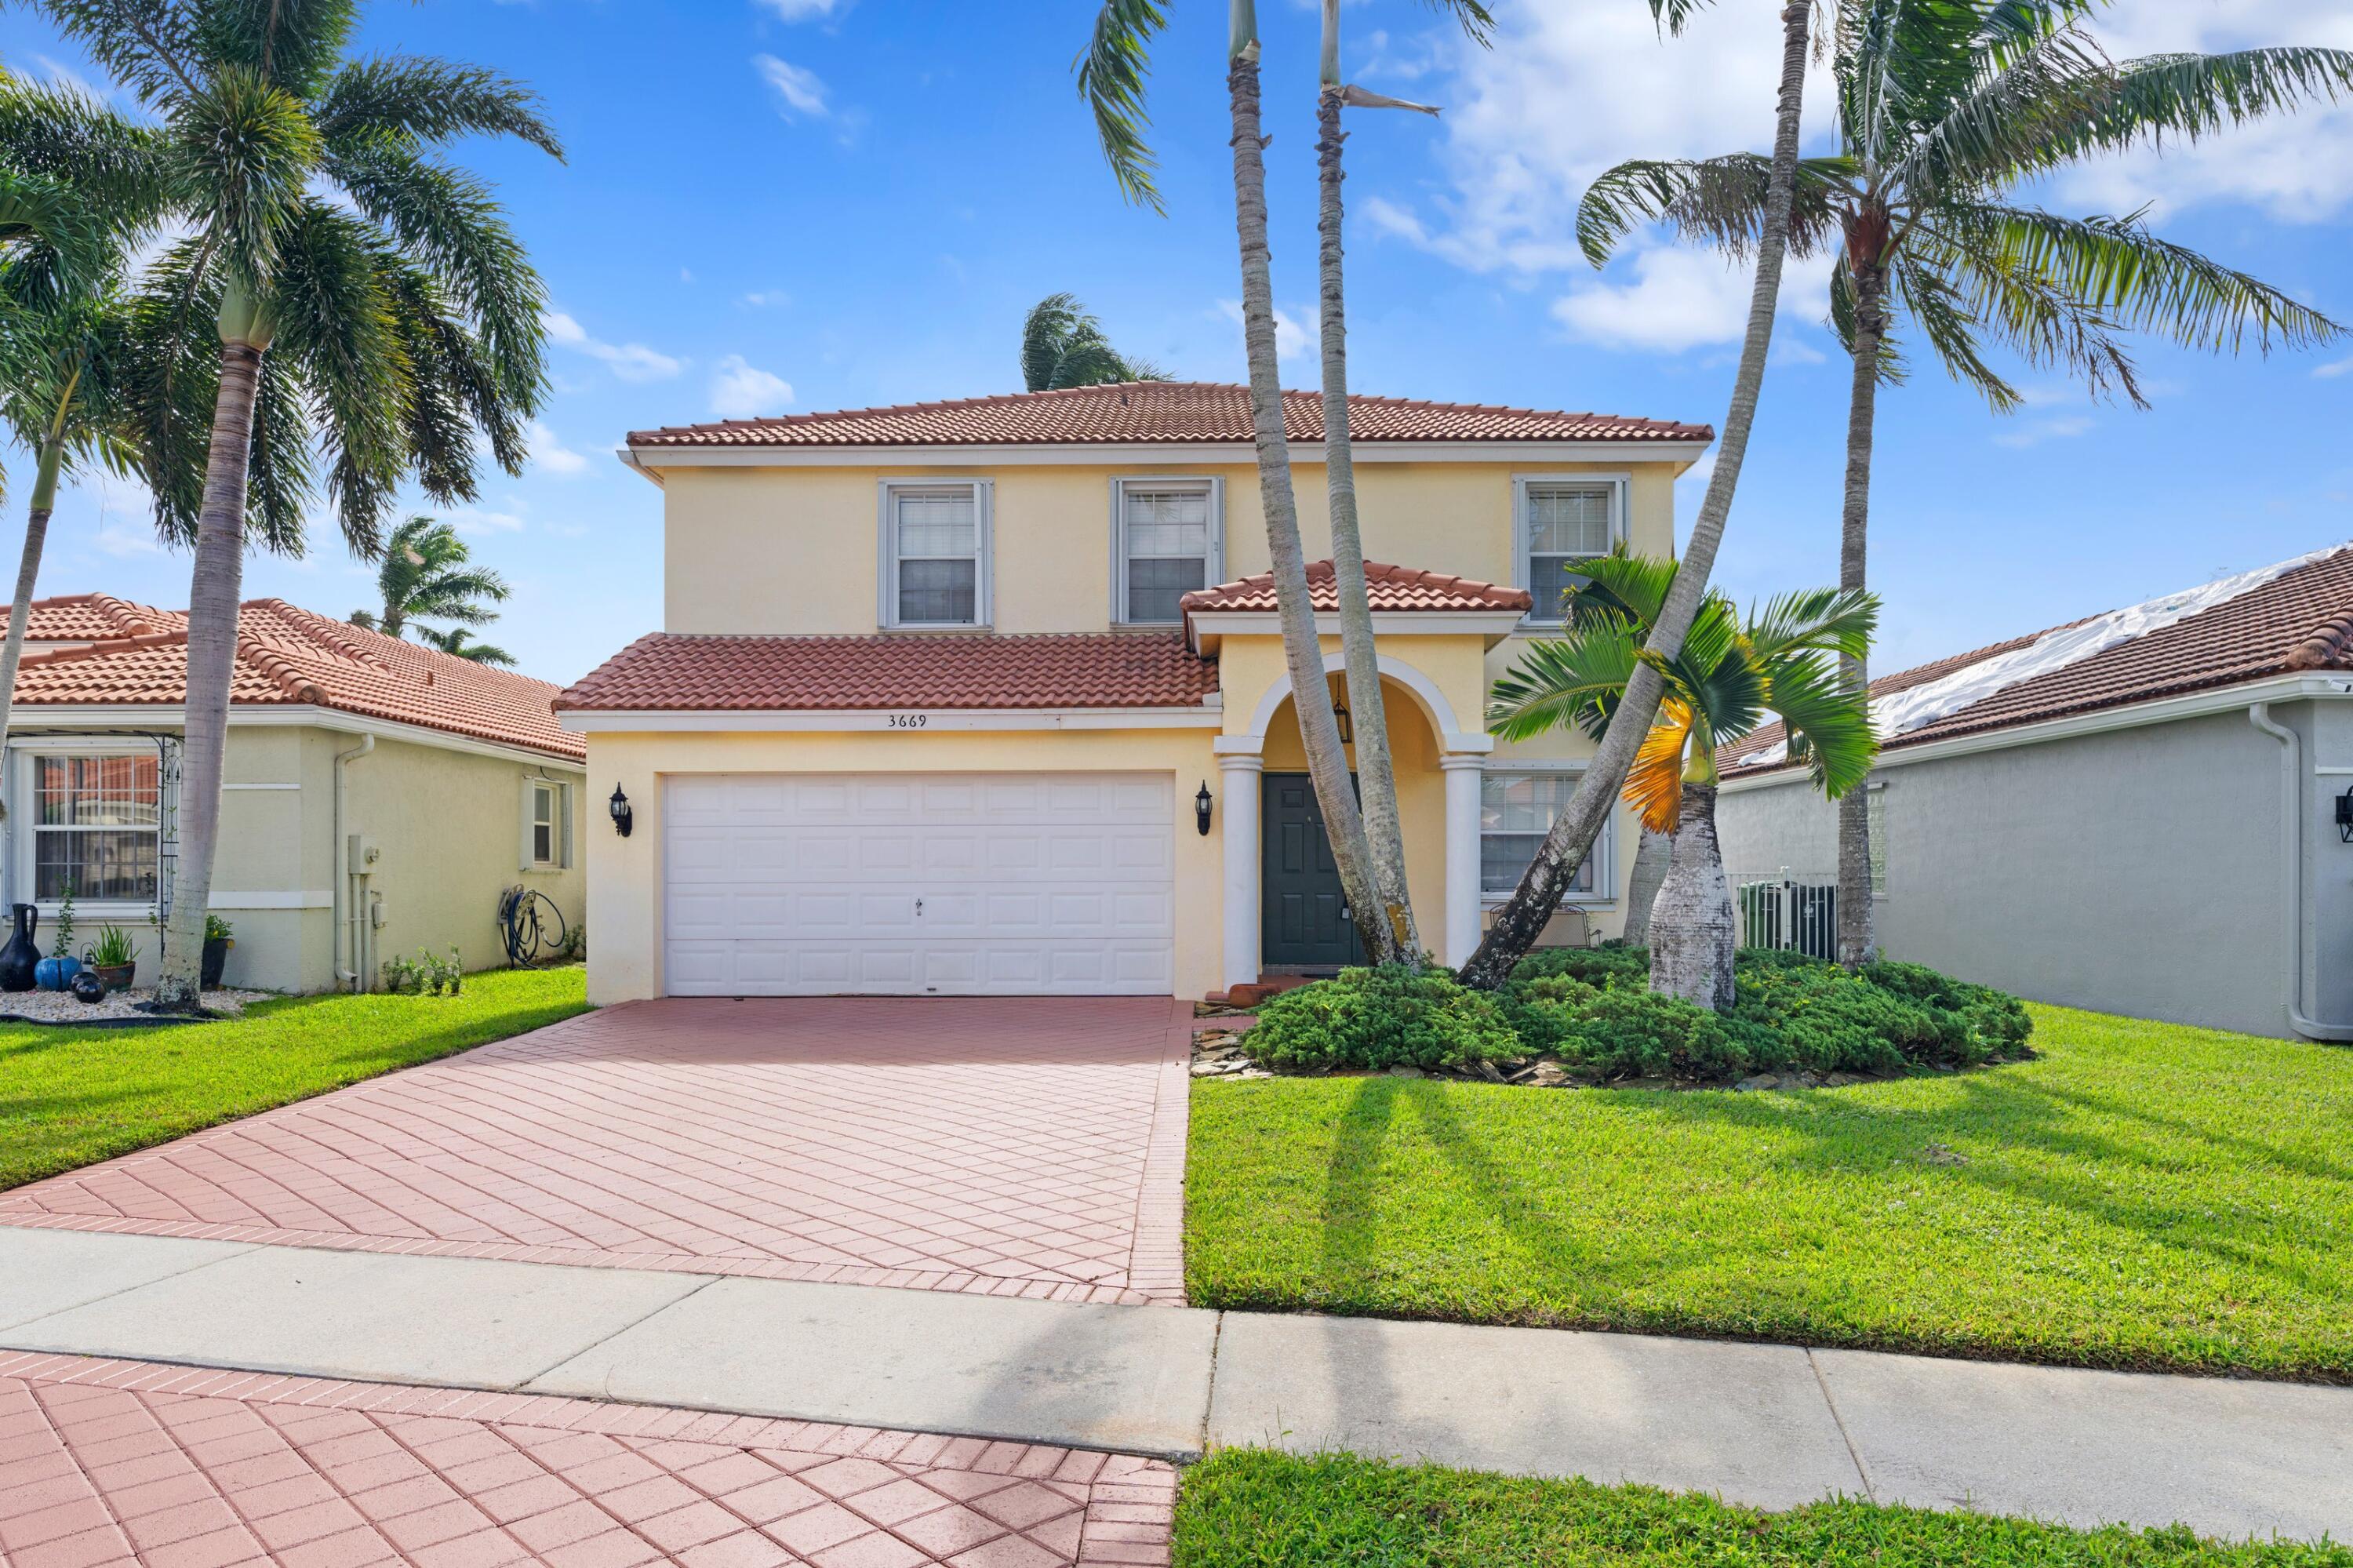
[2,595,587,992]
[1715,544,2353,1042]
[558,380,1715,1002]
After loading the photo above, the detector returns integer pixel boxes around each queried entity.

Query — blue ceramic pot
[34,955,82,991]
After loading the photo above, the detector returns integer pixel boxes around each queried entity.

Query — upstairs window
[1515,477,1624,624]
[1114,478,1222,624]
[1480,769,1610,900]
[34,754,160,902]
[880,480,991,628]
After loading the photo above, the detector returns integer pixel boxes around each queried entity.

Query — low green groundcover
[1242,947,2031,1082]
[1173,1450,2352,1567]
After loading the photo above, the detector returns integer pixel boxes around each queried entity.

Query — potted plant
[35,885,82,992]
[83,925,137,993]
[201,914,235,990]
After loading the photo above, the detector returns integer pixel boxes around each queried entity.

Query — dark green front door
[1262,773,1362,970]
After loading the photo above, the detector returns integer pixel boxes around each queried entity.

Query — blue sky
[3,0,2350,685]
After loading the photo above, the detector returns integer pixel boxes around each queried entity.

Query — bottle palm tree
[1020,293,1165,391]
[1577,1,2353,968]
[31,0,563,1007]
[1489,553,1878,1010]
[1459,0,1818,990]
[351,515,511,640]
[411,624,515,668]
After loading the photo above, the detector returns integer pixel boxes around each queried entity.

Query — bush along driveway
[1186,1003,2353,1382]
[0,966,589,1191]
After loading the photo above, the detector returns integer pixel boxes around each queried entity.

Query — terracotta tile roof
[627,380,1711,449]
[0,594,185,643]
[1725,546,2353,773]
[1183,560,1533,617]
[556,631,1220,712]
[11,599,584,760]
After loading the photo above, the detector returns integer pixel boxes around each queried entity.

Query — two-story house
[558,381,1713,1002]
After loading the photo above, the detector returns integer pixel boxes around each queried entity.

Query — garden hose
[497,885,571,969]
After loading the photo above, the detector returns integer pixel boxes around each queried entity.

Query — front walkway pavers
[0,1352,1175,1567]
[0,997,1194,1304]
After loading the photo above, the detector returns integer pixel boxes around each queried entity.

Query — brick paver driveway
[0,998,1193,1304]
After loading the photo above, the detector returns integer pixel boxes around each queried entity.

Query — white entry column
[1442,754,1486,968]
[1216,747,1264,991]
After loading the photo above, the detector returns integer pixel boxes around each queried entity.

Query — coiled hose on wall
[497,885,572,969]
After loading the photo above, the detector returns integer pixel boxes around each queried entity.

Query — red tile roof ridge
[17,629,189,668]
[1184,559,1534,614]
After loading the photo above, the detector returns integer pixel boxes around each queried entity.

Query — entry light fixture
[1195,781,1214,836]
[1333,700,1353,744]
[609,784,635,838]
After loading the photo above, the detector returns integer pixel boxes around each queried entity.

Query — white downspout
[2248,703,2353,1042]
[333,734,373,991]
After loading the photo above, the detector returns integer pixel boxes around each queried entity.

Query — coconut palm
[1309,0,1491,963]
[1458,0,1819,991]
[1490,552,1878,1010]
[1020,293,1165,391]
[30,0,563,1006]
[412,624,515,668]
[351,515,511,640]
[1577,1,2353,968]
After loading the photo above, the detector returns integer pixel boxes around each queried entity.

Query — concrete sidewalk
[5,1225,2349,1545]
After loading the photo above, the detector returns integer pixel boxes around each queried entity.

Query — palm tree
[1578,2,2353,968]
[1490,553,1878,1010]
[351,515,510,640]
[32,0,563,1006]
[1078,0,1395,961]
[1020,293,1165,390]
[412,624,515,668]
[1458,0,1818,991]
[1310,0,1492,963]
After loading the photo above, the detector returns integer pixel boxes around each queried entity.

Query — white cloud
[542,310,685,382]
[1550,247,1835,354]
[1992,415,2097,449]
[528,420,590,477]
[754,54,831,119]
[1216,300,1318,363]
[758,0,844,17]
[738,289,791,308]
[710,355,794,418]
[447,504,528,535]
[2315,355,2353,380]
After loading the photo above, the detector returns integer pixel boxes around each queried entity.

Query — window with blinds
[886,483,983,626]
[1117,481,1217,624]
[1518,480,1619,622]
[1479,771,1608,898]
[34,754,161,901]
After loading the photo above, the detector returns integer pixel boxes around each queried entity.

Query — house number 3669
[886,713,929,729]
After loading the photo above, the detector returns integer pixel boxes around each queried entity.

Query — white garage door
[664,773,1176,996]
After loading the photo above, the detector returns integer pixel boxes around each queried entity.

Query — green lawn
[1174,1450,2352,1567]
[0,966,590,1189]
[1186,1004,2353,1381]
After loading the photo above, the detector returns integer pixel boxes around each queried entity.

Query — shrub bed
[1241,946,2031,1085]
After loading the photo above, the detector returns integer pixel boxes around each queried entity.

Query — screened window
[1517,479,1620,622]
[884,482,986,627]
[1479,771,1609,899]
[34,755,160,901]
[531,782,558,867]
[1116,480,1218,624]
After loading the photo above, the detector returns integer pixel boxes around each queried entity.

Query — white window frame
[878,478,993,630]
[521,777,573,872]
[1478,764,1616,907]
[5,738,165,915]
[1109,475,1224,626]
[1513,474,1628,627]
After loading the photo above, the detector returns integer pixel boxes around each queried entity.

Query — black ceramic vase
[0,904,38,993]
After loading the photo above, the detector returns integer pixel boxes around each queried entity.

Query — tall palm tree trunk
[1315,79,1415,964]
[155,316,267,1008]
[1226,2,1387,963]
[0,417,69,773]
[1835,257,1886,970]
[1649,782,1734,1010]
[1461,0,1814,989]
[1621,825,1672,946]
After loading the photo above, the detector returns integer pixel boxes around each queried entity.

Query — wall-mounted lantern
[609,784,635,838]
[1195,781,1214,836]
[1332,700,1353,744]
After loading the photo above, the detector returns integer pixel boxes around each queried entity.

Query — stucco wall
[1714,707,2293,1036]
[659,460,1683,637]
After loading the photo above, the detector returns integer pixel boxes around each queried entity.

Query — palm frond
[1886,17,2111,199]
[1020,293,1083,392]
[165,64,319,280]
[413,624,515,666]
[1419,0,1495,48]
[316,56,563,158]
[2081,46,2353,160]
[1761,651,1878,796]
[1896,226,2127,408]
[1743,583,1877,661]
[195,0,362,100]
[27,0,202,105]
[1074,0,1169,213]
[1577,154,1850,267]
[268,199,407,553]
[1827,258,1909,384]
[1488,616,1644,743]
[1624,703,1694,834]
[1564,548,1680,630]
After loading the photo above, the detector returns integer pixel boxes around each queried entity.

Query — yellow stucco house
[559,381,1712,1003]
